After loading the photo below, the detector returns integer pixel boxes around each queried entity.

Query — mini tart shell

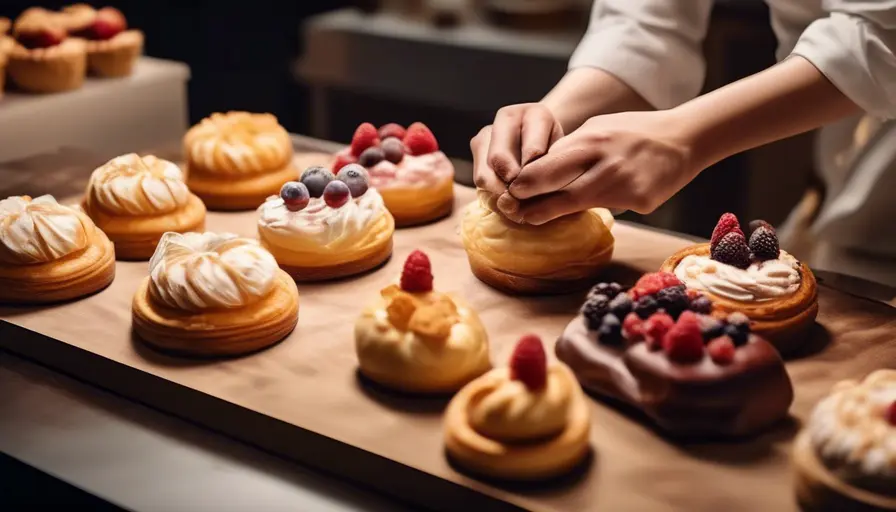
[378,174,454,227]
[186,164,298,211]
[81,193,207,261]
[660,243,818,355]
[6,38,86,93]
[0,224,115,304]
[444,364,591,481]
[85,29,143,77]
[793,430,896,512]
[132,270,299,357]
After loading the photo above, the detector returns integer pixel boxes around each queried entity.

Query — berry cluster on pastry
[355,250,490,393]
[257,164,395,281]
[444,334,591,481]
[556,272,794,438]
[333,122,455,227]
[794,370,896,511]
[58,4,143,77]
[7,8,86,93]
[660,213,818,355]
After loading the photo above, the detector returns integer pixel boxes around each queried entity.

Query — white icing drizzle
[87,153,189,215]
[0,195,89,264]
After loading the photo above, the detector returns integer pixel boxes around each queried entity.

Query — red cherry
[92,8,126,40]
[17,26,65,49]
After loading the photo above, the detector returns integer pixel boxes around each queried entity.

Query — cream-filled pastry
[355,250,490,393]
[257,164,394,281]
[7,8,86,93]
[82,153,206,260]
[794,370,896,511]
[0,195,115,304]
[461,190,615,295]
[332,122,454,227]
[59,5,142,77]
[132,231,299,356]
[184,111,296,210]
[444,334,591,481]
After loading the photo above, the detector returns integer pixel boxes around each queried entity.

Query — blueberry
[300,166,335,198]
[336,164,370,198]
[581,294,610,331]
[724,323,749,346]
[633,295,658,319]
[609,293,633,318]
[589,282,622,301]
[690,295,713,314]
[323,180,351,209]
[597,313,623,344]
[381,137,406,164]
[700,317,726,341]
[279,181,310,212]
[656,285,689,318]
[726,312,750,329]
[358,146,386,167]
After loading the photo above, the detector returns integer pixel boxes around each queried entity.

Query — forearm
[677,56,860,171]
[541,68,653,134]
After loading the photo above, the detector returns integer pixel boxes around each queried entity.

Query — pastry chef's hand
[471,103,564,196]
[509,110,695,225]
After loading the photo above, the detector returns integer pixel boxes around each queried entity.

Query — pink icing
[336,149,454,190]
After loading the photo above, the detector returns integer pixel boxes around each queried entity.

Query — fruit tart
[461,189,615,295]
[556,273,794,438]
[59,4,143,77]
[0,195,115,304]
[444,334,591,481]
[257,164,395,281]
[82,153,206,260]
[794,370,896,512]
[132,231,299,356]
[184,111,296,210]
[333,122,454,227]
[660,213,818,355]
[355,250,491,394]
[7,8,86,93]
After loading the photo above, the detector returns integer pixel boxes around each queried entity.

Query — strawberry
[642,312,674,351]
[510,334,547,390]
[710,213,744,250]
[886,401,896,426]
[707,336,736,365]
[630,272,681,300]
[662,311,704,363]
[400,250,433,293]
[712,232,751,269]
[403,122,439,155]
[350,123,380,157]
[622,312,644,341]
[378,123,407,141]
[332,153,357,174]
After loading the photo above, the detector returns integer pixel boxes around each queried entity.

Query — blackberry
[633,295,659,319]
[581,294,610,331]
[711,232,751,269]
[749,226,780,261]
[690,295,713,314]
[656,285,689,318]
[597,314,622,344]
[608,293,634,318]
[589,282,623,300]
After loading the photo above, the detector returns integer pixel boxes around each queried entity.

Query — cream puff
[132,231,299,356]
[0,195,115,304]
[7,8,86,93]
[444,334,591,481]
[82,153,206,260]
[257,164,395,281]
[59,4,143,77]
[660,213,818,355]
[184,111,297,210]
[355,250,491,393]
[794,370,896,511]
[332,122,454,227]
[461,189,615,295]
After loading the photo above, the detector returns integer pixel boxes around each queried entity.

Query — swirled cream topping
[184,112,292,175]
[674,252,801,302]
[808,370,896,487]
[86,153,189,216]
[148,232,278,312]
[0,195,90,265]
[469,365,573,442]
[337,149,454,190]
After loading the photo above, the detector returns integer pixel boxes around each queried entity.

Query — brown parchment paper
[2,183,896,511]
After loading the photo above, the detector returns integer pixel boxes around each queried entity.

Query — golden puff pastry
[7,10,86,93]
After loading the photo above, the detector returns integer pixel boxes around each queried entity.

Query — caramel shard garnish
[386,292,417,330]
[408,305,452,341]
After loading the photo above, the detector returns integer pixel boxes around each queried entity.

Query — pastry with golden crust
[257,165,394,281]
[82,153,206,260]
[132,232,299,356]
[59,4,143,77]
[444,334,591,481]
[793,370,896,512]
[7,8,86,93]
[659,214,818,355]
[184,112,296,210]
[0,195,115,304]
[355,250,491,393]
[461,190,615,295]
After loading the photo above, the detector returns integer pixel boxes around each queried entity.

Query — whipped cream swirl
[257,190,386,247]
[148,232,278,312]
[365,151,454,189]
[87,153,189,216]
[674,251,801,302]
[0,195,90,265]
[185,112,292,174]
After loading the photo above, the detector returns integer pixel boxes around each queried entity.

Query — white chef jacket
[568,0,896,287]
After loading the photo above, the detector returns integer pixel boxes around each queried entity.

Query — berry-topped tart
[7,8,86,93]
[444,334,591,481]
[333,122,454,227]
[555,272,794,438]
[793,370,896,511]
[257,164,395,281]
[355,250,491,394]
[659,213,818,355]
[58,4,142,77]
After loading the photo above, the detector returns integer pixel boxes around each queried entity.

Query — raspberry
[662,311,704,363]
[710,213,744,250]
[633,295,658,319]
[622,312,644,341]
[748,219,774,235]
[609,293,634,318]
[332,153,357,175]
[588,282,623,300]
[400,250,433,293]
[378,123,407,140]
[643,312,674,351]
[631,272,681,299]
[707,336,736,365]
[581,294,610,331]
[350,122,380,157]
[403,122,439,155]
[655,285,689,318]
[597,314,622,344]
[887,401,896,426]
[749,226,780,261]
[711,232,751,269]
[510,334,547,390]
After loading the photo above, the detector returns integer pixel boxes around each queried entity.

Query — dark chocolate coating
[555,315,794,438]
